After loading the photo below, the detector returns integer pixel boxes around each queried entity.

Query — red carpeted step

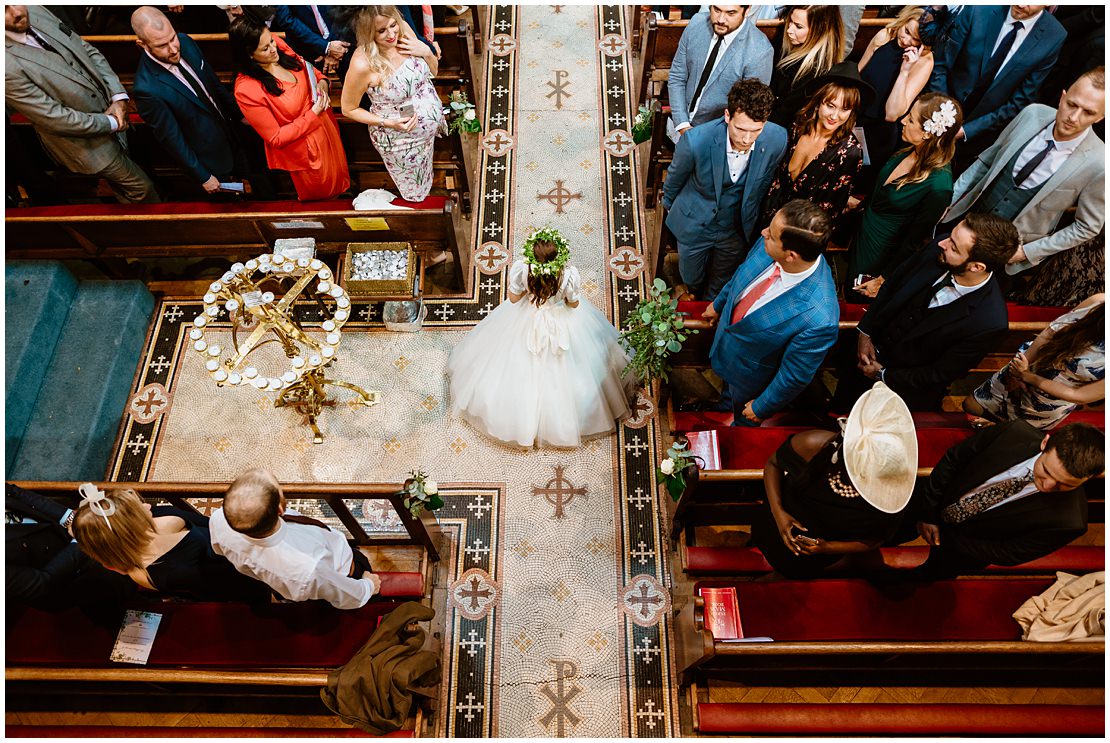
[5,727,413,738]
[697,703,1104,736]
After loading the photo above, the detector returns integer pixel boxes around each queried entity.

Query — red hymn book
[700,586,742,640]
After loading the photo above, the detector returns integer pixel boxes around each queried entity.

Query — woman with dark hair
[761,63,871,231]
[768,5,844,127]
[848,91,961,298]
[73,486,271,602]
[447,229,632,448]
[230,18,349,201]
[965,295,1105,430]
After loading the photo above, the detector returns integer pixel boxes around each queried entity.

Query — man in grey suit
[667,5,773,142]
[662,78,787,300]
[5,5,158,203]
[945,67,1105,276]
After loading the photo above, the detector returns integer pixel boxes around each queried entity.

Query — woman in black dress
[761,63,873,231]
[751,382,917,579]
[768,5,844,128]
[73,485,271,602]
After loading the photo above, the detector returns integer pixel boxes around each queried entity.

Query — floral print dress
[366,56,446,202]
[761,124,863,230]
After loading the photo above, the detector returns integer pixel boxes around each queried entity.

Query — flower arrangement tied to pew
[444,90,482,135]
[401,470,443,518]
[631,103,653,144]
[619,278,697,387]
[658,439,702,501]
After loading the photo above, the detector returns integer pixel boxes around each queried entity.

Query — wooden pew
[468,5,484,55]
[674,577,1105,686]
[6,727,416,738]
[5,195,472,292]
[694,703,1104,737]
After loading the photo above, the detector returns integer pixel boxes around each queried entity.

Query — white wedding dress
[447,261,633,448]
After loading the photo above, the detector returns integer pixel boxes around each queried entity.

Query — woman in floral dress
[341,5,445,203]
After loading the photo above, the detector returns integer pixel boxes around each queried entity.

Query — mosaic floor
[108,6,680,738]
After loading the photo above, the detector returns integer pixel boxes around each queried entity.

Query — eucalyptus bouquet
[444,90,482,135]
[619,278,696,386]
[401,469,443,517]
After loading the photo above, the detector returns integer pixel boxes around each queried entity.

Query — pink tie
[730,266,781,325]
[422,5,435,40]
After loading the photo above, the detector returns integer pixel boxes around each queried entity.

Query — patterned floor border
[106,6,679,737]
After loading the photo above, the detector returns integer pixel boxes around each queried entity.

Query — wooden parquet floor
[706,683,1105,706]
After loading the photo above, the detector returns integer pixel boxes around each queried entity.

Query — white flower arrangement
[922,100,957,137]
[657,440,700,501]
[401,469,443,517]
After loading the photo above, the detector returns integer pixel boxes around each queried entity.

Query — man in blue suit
[131,6,271,198]
[701,200,840,426]
[271,5,350,76]
[929,4,1065,165]
[663,78,786,301]
[667,5,773,142]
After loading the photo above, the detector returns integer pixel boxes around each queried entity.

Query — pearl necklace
[828,470,860,499]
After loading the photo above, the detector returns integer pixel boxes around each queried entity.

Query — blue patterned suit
[709,240,840,423]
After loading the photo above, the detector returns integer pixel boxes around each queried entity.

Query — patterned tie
[1014,139,1055,188]
[941,471,1035,524]
[730,266,780,325]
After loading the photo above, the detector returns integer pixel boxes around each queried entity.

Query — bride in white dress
[447,228,634,448]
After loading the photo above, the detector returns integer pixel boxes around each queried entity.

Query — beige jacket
[1013,571,1105,643]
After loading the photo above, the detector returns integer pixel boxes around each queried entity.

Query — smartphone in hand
[854,274,877,288]
[399,102,415,119]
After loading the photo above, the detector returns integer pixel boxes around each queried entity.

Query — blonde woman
[340,5,445,203]
[769,5,844,127]
[73,486,270,602]
[848,92,961,297]
[857,7,938,188]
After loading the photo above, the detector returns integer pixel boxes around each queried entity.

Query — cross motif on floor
[467,494,493,519]
[457,692,484,723]
[611,160,630,175]
[483,130,513,155]
[477,301,495,316]
[608,111,626,127]
[134,388,164,416]
[489,111,508,128]
[533,464,588,518]
[551,5,564,12]
[604,130,634,156]
[483,222,502,238]
[490,84,510,98]
[627,582,664,618]
[624,435,648,457]
[630,540,654,565]
[627,485,651,511]
[479,277,499,294]
[636,699,666,730]
[486,159,507,176]
[633,636,662,664]
[457,577,491,611]
[148,354,172,375]
[618,284,640,303]
[459,627,488,658]
[606,59,622,72]
[464,537,491,563]
[614,224,635,242]
[163,305,183,323]
[476,245,504,270]
[493,58,510,72]
[484,188,505,204]
[600,37,624,56]
[536,179,583,215]
[604,18,621,31]
[606,84,624,98]
[433,304,456,321]
[489,37,514,55]
[126,434,149,457]
[495,19,511,31]
[612,191,633,208]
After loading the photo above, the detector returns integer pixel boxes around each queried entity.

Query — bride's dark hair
[527,240,562,306]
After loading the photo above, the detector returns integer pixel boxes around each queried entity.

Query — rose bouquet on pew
[658,439,700,501]
[401,470,443,518]
[444,90,482,135]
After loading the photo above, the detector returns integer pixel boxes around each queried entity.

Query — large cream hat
[842,382,917,514]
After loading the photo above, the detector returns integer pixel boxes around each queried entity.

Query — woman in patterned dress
[964,295,1105,430]
[341,5,445,204]
[761,66,871,233]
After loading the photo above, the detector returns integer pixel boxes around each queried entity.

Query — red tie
[730,266,781,325]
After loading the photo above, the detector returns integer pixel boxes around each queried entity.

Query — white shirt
[726,137,752,182]
[144,50,221,113]
[1012,124,1089,190]
[738,256,822,316]
[209,508,375,610]
[928,271,991,308]
[990,9,1042,73]
[685,18,747,123]
[958,454,1040,513]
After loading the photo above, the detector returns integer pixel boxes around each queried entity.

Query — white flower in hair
[922,100,958,137]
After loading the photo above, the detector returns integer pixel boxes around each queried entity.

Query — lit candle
[222,271,235,283]
[335,310,349,321]
[267,378,282,390]
[206,305,219,317]
[209,282,223,293]
[309,355,322,366]
[231,262,245,274]
[282,371,297,383]
[318,268,332,280]
[322,346,334,358]
[252,377,268,389]
[329,286,344,298]
[272,253,285,264]
[261,292,275,303]
[296,258,310,268]
[310,259,323,270]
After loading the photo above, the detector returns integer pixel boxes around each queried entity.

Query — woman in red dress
[229,18,349,201]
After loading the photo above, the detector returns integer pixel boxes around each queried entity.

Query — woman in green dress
[848,92,962,298]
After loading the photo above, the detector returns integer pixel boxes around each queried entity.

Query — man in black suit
[6,483,133,611]
[833,213,1018,412]
[901,421,1102,578]
[130,6,272,198]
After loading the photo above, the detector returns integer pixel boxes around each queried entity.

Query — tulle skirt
[447,298,634,448]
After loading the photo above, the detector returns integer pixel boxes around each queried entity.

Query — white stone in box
[273,237,317,262]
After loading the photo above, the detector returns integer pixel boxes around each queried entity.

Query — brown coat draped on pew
[320,601,440,734]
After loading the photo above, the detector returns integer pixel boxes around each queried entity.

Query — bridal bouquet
[444,90,482,135]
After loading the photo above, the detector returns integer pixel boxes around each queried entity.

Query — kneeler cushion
[707,427,971,470]
[13,196,448,220]
[8,599,404,668]
[6,726,415,738]
[694,578,1056,641]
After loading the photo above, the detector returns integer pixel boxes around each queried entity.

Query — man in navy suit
[130,6,271,198]
[667,5,773,141]
[833,213,1019,413]
[701,200,840,426]
[662,78,787,300]
[271,5,351,76]
[929,4,1065,166]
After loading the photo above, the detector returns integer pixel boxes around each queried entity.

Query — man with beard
[831,212,1017,412]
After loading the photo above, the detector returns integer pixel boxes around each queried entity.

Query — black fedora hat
[804,62,876,110]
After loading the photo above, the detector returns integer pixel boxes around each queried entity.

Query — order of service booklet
[110,610,162,665]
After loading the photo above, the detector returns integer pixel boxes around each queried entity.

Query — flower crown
[922,99,957,137]
[522,228,571,277]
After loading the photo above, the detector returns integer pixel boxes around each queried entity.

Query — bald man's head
[224,468,284,538]
[132,6,182,64]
